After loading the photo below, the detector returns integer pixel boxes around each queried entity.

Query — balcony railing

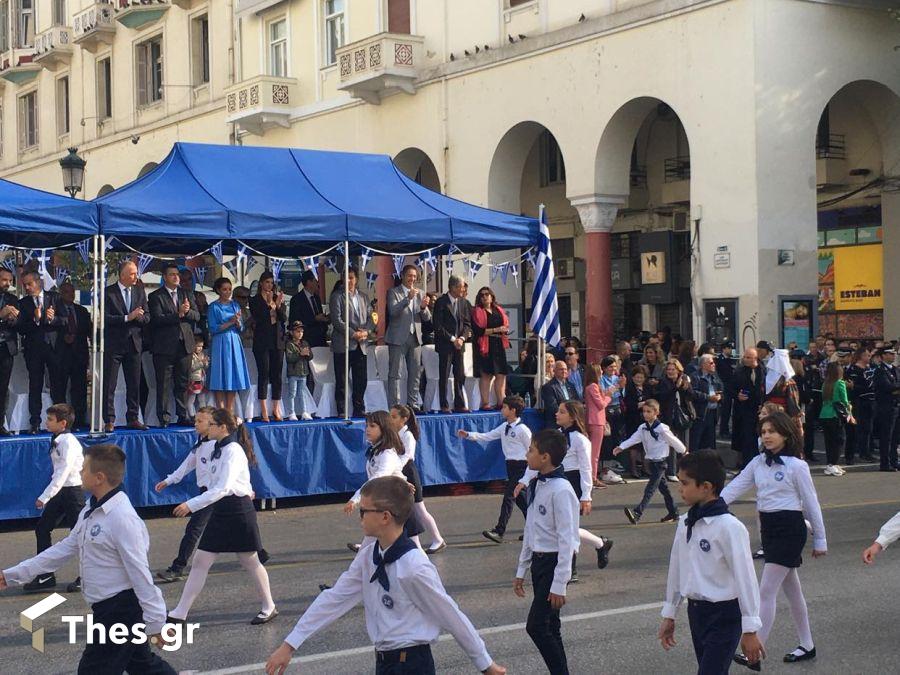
[73,2,116,52]
[336,32,424,105]
[816,133,846,160]
[114,0,172,29]
[33,26,74,70]
[0,50,41,85]
[225,74,298,136]
[664,156,691,183]
[630,165,647,189]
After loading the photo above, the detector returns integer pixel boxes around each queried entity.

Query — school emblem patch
[90,524,101,537]
[699,539,711,552]
[200,457,207,464]
[538,505,547,515]
[774,471,785,482]
[381,594,394,609]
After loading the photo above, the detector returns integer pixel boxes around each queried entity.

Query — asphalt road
[1,465,899,674]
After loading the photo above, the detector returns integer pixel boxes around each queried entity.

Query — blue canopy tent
[0,178,98,248]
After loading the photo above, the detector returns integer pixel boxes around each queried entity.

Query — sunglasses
[358,507,394,519]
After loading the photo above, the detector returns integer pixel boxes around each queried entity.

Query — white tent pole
[89,235,99,434]
[98,235,107,433]
[344,242,350,421]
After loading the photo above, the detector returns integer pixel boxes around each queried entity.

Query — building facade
[0,0,897,358]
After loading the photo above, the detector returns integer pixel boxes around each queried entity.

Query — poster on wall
[704,300,737,346]
[834,244,883,311]
[781,299,813,347]
[640,251,666,284]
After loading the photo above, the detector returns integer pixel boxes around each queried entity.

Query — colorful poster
[781,300,813,347]
[817,249,834,285]
[818,285,835,313]
[825,229,856,246]
[838,312,883,340]
[640,251,666,284]
[834,244,883,311]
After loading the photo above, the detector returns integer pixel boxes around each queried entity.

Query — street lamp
[59,147,86,198]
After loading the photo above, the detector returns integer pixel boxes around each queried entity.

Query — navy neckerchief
[505,419,521,436]
[190,435,208,453]
[685,497,730,542]
[561,425,578,447]
[49,432,60,455]
[370,534,418,592]
[527,465,566,506]
[83,484,124,521]
[365,443,381,461]
[764,450,785,467]
[644,419,662,441]
[211,432,238,461]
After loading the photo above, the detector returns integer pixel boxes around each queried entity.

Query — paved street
[1,466,899,674]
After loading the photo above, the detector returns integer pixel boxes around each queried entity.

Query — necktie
[370,534,418,592]
[685,497,729,542]
[190,435,208,453]
[67,305,76,335]
[644,420,661,441]
[171,289,178,308]
[526,466,566,506]
[124,287,132,312]
[764,450,785,467]
[505,423,513,436]
[559,381,569,401]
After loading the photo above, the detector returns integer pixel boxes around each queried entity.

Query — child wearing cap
[284,320,313,420]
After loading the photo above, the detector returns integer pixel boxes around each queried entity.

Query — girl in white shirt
[168,408,277,626]
[390,405,446,554]
[722,410,826,668]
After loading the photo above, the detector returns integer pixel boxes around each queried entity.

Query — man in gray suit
[330,266,375,417]
[386,264,431,410]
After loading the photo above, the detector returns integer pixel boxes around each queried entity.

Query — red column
[374,256,394,344]
[584,230,614,364]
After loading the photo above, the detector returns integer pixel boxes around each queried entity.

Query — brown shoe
[104,423,115,433]
[127,421,149,431]
[440,406,451,413]
[453,407,471,414]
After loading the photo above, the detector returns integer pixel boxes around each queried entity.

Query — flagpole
[535,204,548,408]
[344,241,350,421]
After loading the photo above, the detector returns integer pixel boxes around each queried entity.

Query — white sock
[579,527,604,549]
[782,568,814,650]
[170,550,217,620]
[758,562,791,646]
[237,552,276,615]
[414,502,444,546]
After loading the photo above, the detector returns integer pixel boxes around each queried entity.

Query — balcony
[661,156,690,205]
[336,32,424,105]
[816,133,847,188]
[73,2,116,53]
[114,0,172,30]
[0,50,41,85]
[225,75,298,136]
[34,26,74,70]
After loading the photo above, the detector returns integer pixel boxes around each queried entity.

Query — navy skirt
[198,495,262,553]
[565,469,583,500]
[402,459,424,503]
[760,510,806,568]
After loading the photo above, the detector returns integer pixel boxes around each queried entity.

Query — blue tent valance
[0,178,98,248]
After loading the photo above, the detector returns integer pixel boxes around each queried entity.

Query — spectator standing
[288,270,329,348]
[622,365,651,478]
[330,266,375,418]
[730,348,767,467]
[386,265,430,410]
[639,344,666,385]
[873,348,900,471]
[471,286,510,410]
[540,360,579,427]
[716,341,737,438]
[599,356,627,484]
[207,277,251,415]
[55,282,91,430]
[233,286,254,349]
[616,341,635,375]
[250,271,287,422]
[819,361,851,475]
[584,363,615,485]
[432,275,471,413]
[0,268,18,435]
[655,359,694,479]
[845,347,876,463]
[284,321,312,421]
[690,354,723,452]
[564,344,585,399]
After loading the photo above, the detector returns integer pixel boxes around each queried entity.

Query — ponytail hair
[390,404,420,441]
[210,407,257,466]
[366,410,405,456]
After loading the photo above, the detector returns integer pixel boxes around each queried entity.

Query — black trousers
[374,644,435,675]
[821,417,845,466]
[171,503,214,571]
[438,347,466,410]
[78,590,176,675]
[334,347,367,416]
[527,552,568,674]
[877,404,899,469]
[687,598,742,675]
[853,399,874,461]
[495,459,528,535]
[718,387,733,436]
[690,409,717,451]
[57,349,89,429]
[0,346,12,428]
[803,393,821,457]
[253,347,284,401]
[25,345,65,427]
[36,486,84,553]
[103,348,142,423]
[153,350,192,423]
[733,407,760,468]
[635,459,677,518]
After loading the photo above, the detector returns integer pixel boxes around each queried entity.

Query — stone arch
[137,162,158,179]
[96,184,114,198]
[487,121,568,213]
[393,147,441,191]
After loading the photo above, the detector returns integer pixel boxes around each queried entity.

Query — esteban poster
[834,244,883,311]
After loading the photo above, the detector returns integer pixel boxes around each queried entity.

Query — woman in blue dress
[208,277,251,413]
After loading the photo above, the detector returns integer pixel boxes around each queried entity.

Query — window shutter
[136,43,147,105]
[31,92,37,147]
[387,0,410,34]
[17,96,24,150]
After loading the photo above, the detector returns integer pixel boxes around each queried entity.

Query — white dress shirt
[466,418,531,461]
[619,421,687,461]
[164,438,216,490]
[661,512,762,633]
[721,454,827,551]
[284,543,492,670]
[185,441,254,513]
[520,429,592,501]
[4,490,168,635]
[38,432,84,503]
[516,475,580,595]
[118,282,133,317]
[875,511,900,549]
[351,447,406,504]
[399,426,417,462]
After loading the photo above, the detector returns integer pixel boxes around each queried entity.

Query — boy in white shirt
[26,403,84,593]
[862,510,900,564]
[614,399,686,525]
[660,450,764,674]
[514,429,580,674]
[458,395,532,543]
[265,476,506,675]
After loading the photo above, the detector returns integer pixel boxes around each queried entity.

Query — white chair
[364,346,388,412]
[422,345,461,412]
[462,345,479,410]
[311,346,337,418]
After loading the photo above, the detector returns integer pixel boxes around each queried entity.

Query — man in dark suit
[329,266,375,417]
[730,347,767,467]
[149,263,198,427]
[0,268,19,435]
[432,275,472,412]
[540,360,579,426]
[103,260,150,432]
[17,271,64,433]
[289,270,329,348]
[55,282,92,430]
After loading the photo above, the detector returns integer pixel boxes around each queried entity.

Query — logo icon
[90,524,101,537]
[200,457,207,464]
[21,593,67,652]
[538,505,547,515]
[699,539,711,553]
[774,471,785,482]
[381,594,394,609]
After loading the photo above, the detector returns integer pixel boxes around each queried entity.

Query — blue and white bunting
[418,249,437,272]
[468,258,482,279]
[324,257,339,274]
[510,264,519,288]
[192,266,207,288]
[444,256,454,280]
[223,260,238,277]
[0,258,14,273]
[528,207,561,347]
[237,244,249,262]
[392,254,405,279]
[136,253,154,277]
[365,271,378,288]
[210,241,223,265]
[523,249,536,270]
[54,267,69,288]
[500,262,511,285]
[304,256,319,280]
[245,256,259,275]
[105,237,117,252]
[76,239,90,264]
[490,264,500,284]
[359,247,374,271]
[271,258,285,282]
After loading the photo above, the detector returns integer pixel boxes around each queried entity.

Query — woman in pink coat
[584,363,619,487]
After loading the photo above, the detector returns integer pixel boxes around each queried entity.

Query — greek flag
[528,206,561,347]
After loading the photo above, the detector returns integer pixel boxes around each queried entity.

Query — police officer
[845,347,876,464]
[874,348,900,471]
[716,341,736,438]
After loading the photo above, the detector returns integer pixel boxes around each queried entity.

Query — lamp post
[59,147,86,198]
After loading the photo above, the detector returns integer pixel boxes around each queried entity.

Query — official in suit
[433,275,472,412]
[103,260,150,432]
[288,270,329,348]
[55,282,92,430]
[0,268,19,435]
[540,360,580,427]
[149,264,198,427]
[250,271,287,421]
[329,266,375,417]
[729,347,767,467]
[17,271,64,433]
[386,264,431,409]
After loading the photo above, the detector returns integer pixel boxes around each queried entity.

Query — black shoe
[660,512,679,523]
[845,458,855,465]
[752,548,765,559]
[318,583,332,592]
[29,425,41,435]
[783,646,816,663]
[250,608,279,625]
[518,534,524,541]
[156,567,185,583]
[597,538,613,569]
[166,615,185,625]
[733,652,762,671]
[425,542,447,555]
[624,507,639,525]
[482,529,504,544]
[258,549,270,565]
[158,419,170,429]
[0,426,10,436]
[23,574,56,593]
[879,467,898,472]
[176,417,192,427]
[65,577,81,593]
[862,454,875,462]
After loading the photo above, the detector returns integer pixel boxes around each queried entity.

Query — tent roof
[96,142,537,254]
[0,178,97,247]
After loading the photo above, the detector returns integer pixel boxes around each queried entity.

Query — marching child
[265,476,506,675]
[167,408,278,625]
[615,399,687,525]
[1,444,177,674]
[862,509,900,564]
[284,320,313,420]
[457,395,533,545]
[514,429,580,674]
[659,450,764,674]
[25,403,85,593]
[391,405,446,553]
[186,336,209,419]
[722,410,826,668]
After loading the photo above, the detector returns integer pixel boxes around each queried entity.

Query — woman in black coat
[655,359,694,476]
[250,271,287,421]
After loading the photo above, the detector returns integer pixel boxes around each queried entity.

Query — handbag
[832,401,850,424]
[672,389,696,431]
